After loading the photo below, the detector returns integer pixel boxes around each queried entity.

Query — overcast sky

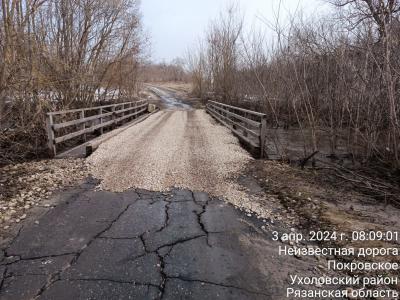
[141,0,331,63]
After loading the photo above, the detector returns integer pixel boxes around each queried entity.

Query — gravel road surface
[88,109,255,209]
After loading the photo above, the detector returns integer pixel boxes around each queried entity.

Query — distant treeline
[142,59,189,83]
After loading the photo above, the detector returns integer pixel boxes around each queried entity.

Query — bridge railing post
[112,105,116,128]
[46,113,56,157]
[80,110,86,142]
[99,107,103,135]
[260,115,267,158]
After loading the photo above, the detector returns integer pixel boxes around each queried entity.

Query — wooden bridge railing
[46,100,148,157]
[206,100,267,158]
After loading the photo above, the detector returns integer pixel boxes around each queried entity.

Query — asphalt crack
[139,232,207,298]
[68,199,134,265]
[0,189,272,299]
[155,201,170,234]
[2,187,90,262]
[0,266,7,291]
[157,253,167,299]
[139,234,149,253]
[2,252,77,264]
[33,194,136,299]
[192,191,211,247]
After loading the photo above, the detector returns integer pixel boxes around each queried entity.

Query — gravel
[88,109,274,217]
[0,159,88,229]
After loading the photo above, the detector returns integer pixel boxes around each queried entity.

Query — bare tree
[330,0,400,164]
[188,2,400,168]
[0,0,146,163]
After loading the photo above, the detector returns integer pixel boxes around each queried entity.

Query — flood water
[148,86,192,110]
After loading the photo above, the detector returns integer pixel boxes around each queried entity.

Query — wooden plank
[49,100,148,146]
[46,114,56,157]
[207,105,260,137]
[115,106,147,123]
[54,106,148,144]
[114,103,147,114]
[209,100,265,117]
[80,110,86,142]
[99,107,103,135]
[260,115,267,158]
[53,111,113,130]
[209,104,261,128]
[111,105,116,128]
[47,103,122,115]
[208,109,259,148]
[47,100,147,116]
[208,100,266,117]
[54,119,115,144]
[211,103,261,127]
[207,106,259,148]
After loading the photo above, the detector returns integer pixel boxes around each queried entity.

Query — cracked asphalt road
[0,181,315,300]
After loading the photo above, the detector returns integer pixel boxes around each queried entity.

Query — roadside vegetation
[186,2,400,293]
[0,0,147,164]
[187,0,400,176]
